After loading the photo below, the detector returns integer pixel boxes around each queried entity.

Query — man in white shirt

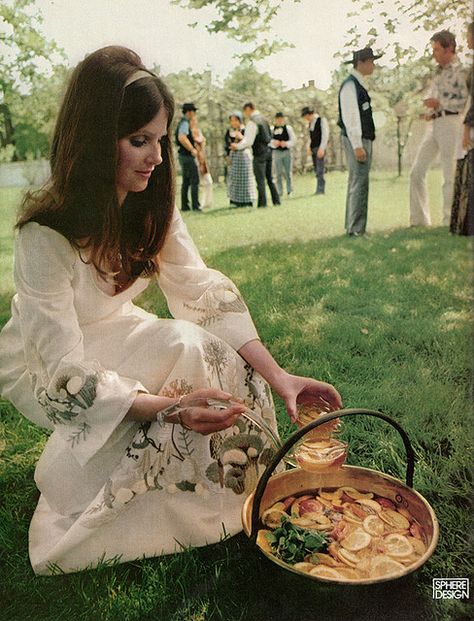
[337,47,382,236]
[270,112,296,197]
[301,106,329,195]
[231,102,280,207]
[410,30,468,226]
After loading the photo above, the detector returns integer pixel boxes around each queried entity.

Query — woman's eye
[130,137,147,147]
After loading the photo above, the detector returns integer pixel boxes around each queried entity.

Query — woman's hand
[175,388,246,435]
[271,372,342,423]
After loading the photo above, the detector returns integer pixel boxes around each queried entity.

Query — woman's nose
[147,142,162,166]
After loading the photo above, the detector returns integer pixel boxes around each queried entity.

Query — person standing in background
[450,22,474,236]
[410,31,468,227]
[190,115,213,209]
[301,106,329,196]
[270,112,296,198]
[337,47,382,237]
[225,111,256,208]
[176,102,201,212]
[231,102,280,208]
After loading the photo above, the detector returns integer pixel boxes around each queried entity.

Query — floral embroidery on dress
[36,364,100,432]
[183,280,247,327]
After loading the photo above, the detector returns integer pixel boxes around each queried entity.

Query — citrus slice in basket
[256,529,273,553]
[338,548,360,567]
[339,487,374,500]
[407,536,426,556]
[370,555,405,578]
[309,552,340,567]
[309,566,346,580]
[261,503,287,528]
[363,515,385,536]
[340,528,372,551]
[293,562,317,574]
[379,508,410,530]
[383,534,414,558]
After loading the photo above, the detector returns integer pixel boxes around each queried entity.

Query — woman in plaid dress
[225,112,256,207]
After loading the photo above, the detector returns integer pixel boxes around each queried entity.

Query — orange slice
[309,566,346,580]
[341,528,372,551]
[383,534,414,558]
[370,555,405,578]
[379,508,410,530]
[363,515,385,536]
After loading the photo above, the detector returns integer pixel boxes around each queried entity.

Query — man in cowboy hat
[337,47,382,236]
[301,106,330,195]
[176,102,202,212]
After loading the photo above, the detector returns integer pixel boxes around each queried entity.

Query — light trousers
[409,115,462,226]
[273,149,293,195]
[342,136,373,235]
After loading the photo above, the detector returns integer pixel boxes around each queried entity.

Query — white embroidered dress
[0,208,277,575]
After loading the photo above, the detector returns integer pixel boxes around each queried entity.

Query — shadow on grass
[0,226,471,621]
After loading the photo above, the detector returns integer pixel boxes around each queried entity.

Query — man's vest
[309,117,322,150]
[252,113,272,156]
[272,124,290,150]
[175,117,195,156]
[337,74,375,141]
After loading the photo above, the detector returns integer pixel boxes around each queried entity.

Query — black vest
[252,114,272,156]
[309,117,322,149]
[175,117,195,155]
[337,74,375,141]
[272,124,290,149]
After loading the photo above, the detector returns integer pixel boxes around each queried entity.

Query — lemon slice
[407,536,426,556]
[256,529,273,553]
[384,534,414,558]
[338,548,360,567]
[309,552,340,567]
[341,528,372,551]
[379,508,410,530]
[356,498,382,513]
[363,514,385,536]
[261,503,287,528]
[293,562,316,574]
[309,566,346,580]
[339,487,374,500]
[370,555,405,578]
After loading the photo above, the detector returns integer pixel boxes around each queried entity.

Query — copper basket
[241,408,439,585]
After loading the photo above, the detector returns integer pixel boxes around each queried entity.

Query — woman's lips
[136,170,153,179]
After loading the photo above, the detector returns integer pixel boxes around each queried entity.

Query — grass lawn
[0,171,472,621]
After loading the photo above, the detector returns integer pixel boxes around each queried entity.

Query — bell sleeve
[14,223,146,467]
[157,208,259,350]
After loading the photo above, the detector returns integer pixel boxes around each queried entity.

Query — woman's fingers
[180,403,244,432]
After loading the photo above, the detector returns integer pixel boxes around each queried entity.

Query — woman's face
[116,106,168,205]
[229,115,241,129]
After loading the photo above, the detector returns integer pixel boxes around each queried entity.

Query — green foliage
[0,0,66,160]
[172,0,301,61]
[266,517,329,564]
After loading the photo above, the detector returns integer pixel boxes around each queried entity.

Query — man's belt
[431,110,459,119]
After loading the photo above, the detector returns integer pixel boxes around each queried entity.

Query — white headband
[125,69,152,87]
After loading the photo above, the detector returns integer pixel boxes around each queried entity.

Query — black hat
[343,47,383,65]
[275,111,285,118]
[182,102,198,113]
[301,106,314,117]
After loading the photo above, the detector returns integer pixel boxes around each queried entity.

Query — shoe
[192,206,203,212]
[287,192,293,197]
[257,205,267,208]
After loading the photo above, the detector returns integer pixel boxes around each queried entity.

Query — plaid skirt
[228,150,256,204]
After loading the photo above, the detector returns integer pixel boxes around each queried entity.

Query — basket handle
[250,408,415,539]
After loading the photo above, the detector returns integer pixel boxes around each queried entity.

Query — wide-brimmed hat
[343,47,383,65]
[182,102,198,113]
[301,106,314,117]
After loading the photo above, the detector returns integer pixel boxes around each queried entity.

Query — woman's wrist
[125,392,178,422]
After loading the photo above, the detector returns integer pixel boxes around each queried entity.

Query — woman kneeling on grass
[0,47,341,575]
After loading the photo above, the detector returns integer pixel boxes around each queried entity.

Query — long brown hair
[17,46,176,279]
